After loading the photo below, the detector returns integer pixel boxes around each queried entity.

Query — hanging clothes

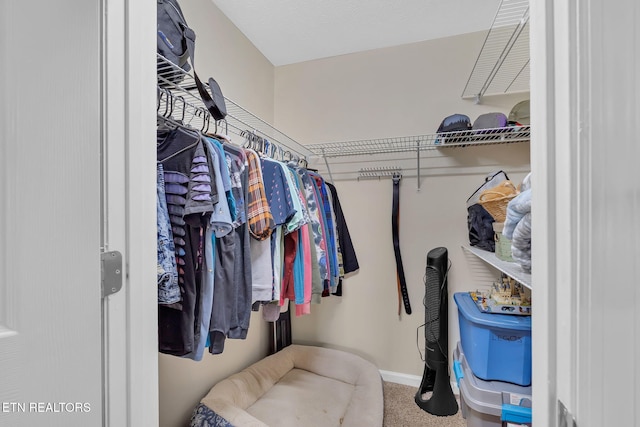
[324,181,360,296]
[185,138,234,361]
[284,166,312,316]
[209,220,252,354]
[157,163,181,307]
[245,149,275,240]
[245,149,277,305]
[297,168,326,303]
[208,143,253,355]
[307,172,333,295]
[224,144,247,228]
[157,126,214,356]
[155,120,361,358]
[206,137,237,225]
[312,175,340,292]
[251,157,296,310]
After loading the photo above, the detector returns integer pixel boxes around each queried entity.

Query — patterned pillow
[189,403,234,427]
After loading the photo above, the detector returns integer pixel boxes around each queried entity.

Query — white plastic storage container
[453,342,532,427]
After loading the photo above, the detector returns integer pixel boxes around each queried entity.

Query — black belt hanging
[392,173,411,316]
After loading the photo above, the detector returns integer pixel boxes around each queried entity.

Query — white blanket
[503,188,532,273]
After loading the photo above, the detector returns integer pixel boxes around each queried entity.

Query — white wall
[274,32,531,377]
[180,0,275,120]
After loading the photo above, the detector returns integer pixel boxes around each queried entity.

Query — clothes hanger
[176,95,186,123]
[157,115,202,163]
[156,88,167,129]
[157,88,164,113]
[262,138,272,158]
[157,95,204,162]
[276,145,284,162]
[241,130,251,148]
[286,152,305,170]
[160,88,170,117]
[166,89,175,118]
[249,132,262,153]
[200,110,210,134]
[208,118,228,139]
[184,97,202,130]
[157,88,180,131]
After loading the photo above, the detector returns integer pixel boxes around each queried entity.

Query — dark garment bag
[467,203,496,252]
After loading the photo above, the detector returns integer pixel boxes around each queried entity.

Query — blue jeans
[157,164,181,305]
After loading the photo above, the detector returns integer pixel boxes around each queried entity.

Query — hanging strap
[182,27,226,120]
[392,174,411,316]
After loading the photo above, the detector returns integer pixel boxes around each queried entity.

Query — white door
[0,1,104,426]
[532,1,640,426]
[1,0,159,425]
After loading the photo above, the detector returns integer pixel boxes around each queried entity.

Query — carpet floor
[383,381,466,427]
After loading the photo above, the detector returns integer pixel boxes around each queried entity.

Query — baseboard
[379,370,460,396]
[379,370,422,387]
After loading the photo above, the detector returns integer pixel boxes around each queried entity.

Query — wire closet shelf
[461,0,530,101]
[305,126,530,158]
[157,54,314,159]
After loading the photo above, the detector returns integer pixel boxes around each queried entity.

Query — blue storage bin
[454,292,532,386]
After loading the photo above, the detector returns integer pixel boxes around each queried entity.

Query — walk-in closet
[155,0,532,425]
[1,0,639,426]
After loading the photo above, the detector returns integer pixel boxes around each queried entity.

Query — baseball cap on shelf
[508,100,530,126]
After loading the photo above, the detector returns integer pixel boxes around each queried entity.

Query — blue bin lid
[454,292,531,331]
[501,404,532,423]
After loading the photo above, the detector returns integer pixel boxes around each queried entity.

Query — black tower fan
[415,247,458,416]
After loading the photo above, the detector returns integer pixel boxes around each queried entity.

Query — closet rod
[157,89,309,168]
[157,54,314,159]
[157,88,212,132]
[157,84,312,160]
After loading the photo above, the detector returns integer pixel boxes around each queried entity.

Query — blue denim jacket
[157,163,181,305]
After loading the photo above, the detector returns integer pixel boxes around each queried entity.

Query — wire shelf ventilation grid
[306,126,530,158]
[461,0,530,101]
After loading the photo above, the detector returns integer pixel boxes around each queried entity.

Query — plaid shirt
[245,149,274,240]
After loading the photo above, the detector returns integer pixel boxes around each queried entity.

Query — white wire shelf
[157,54,314,159]
[462,0,530,100]
[306,125,530,158]
[463,245,531,289]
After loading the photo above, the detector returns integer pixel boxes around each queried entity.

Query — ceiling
[211,0,502,66]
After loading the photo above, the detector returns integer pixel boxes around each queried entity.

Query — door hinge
[101,251,123,298]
